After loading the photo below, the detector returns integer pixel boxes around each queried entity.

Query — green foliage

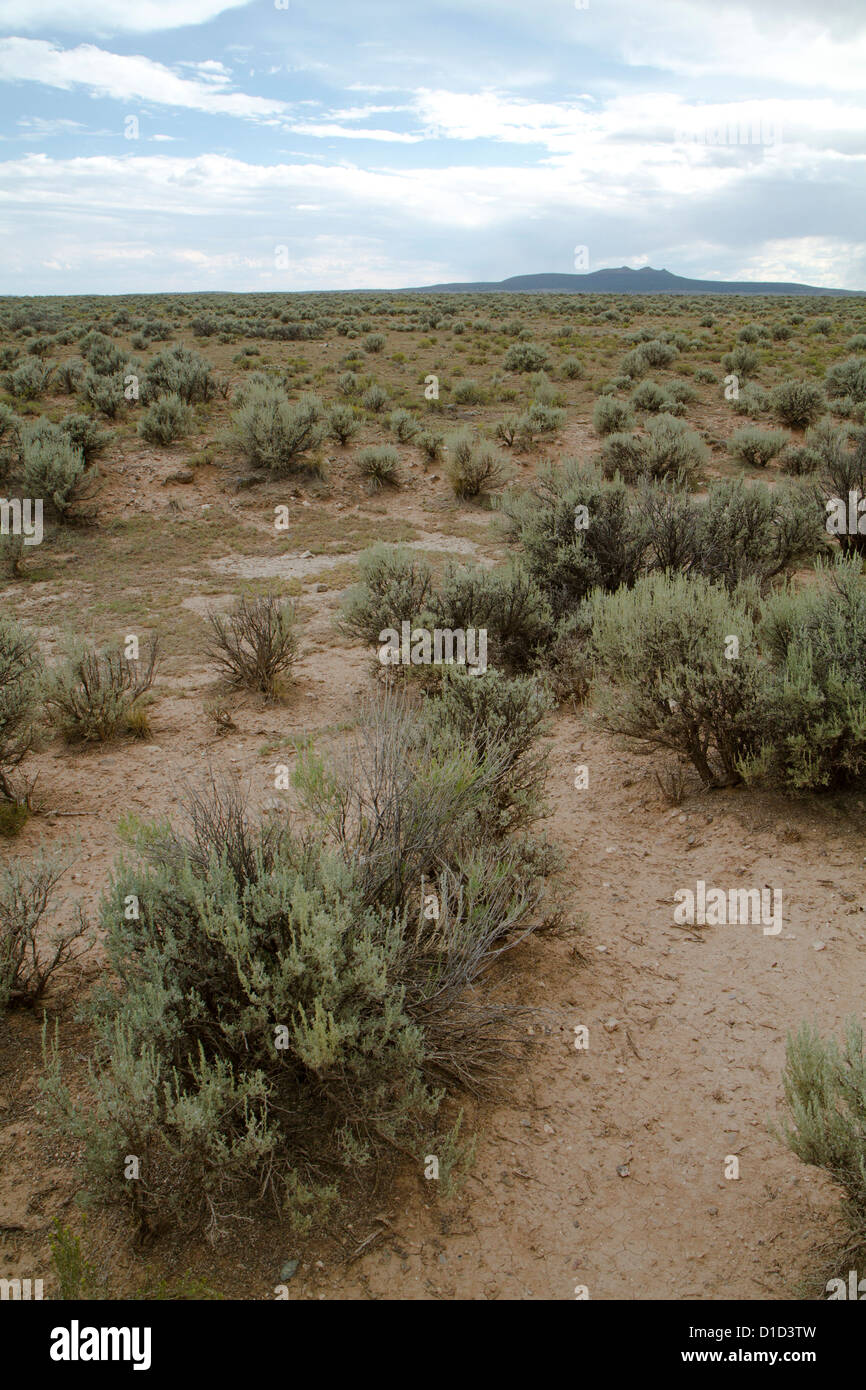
[357,444,399,490]
[770,379,825,430]
[138,393,194,446]
[592,396,633,436]
[780,1019,866,1240]
[601,413,707,486]
[503,342,550,373]
[232,384,325,474]
[45,636,159,743]
[4,356,52,400]
[20,422,92,517]
[444,432,509,498]
[339,544,434,644]
[589,571,761,786]
[59,413,112,463]
[143,345,215,404]
[326,403,359,444]
[0,849,90,1012]
[0,614,40,802]
[825,356,866,405]
[388,408,420,442]
[742,558,866,790]
[695,478,825,590]
[726,426,789,467]
[41,691,549,1235]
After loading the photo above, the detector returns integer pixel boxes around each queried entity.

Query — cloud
[0,38,286,120]
[0,0,256,34]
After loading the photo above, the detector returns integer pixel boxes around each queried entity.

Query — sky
[0,0,863,294]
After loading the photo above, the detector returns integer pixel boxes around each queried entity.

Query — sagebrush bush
[4,356,52,400]
[45,637,159,743]
[694,478,825,591]
[501,462,645,618]
[423,668,553,833]
[325,403,358,444]
[138,393,194,446]
[82,369,126,419]
[722,345,759,380]
[503,342,550,373]
[417,429,444,463]
[232,384,324,474]
[0,615,41,802]
[452,379,485,405]
[770,379,825,430]
[59,414,112,463]
[41,691,550,1234]
[742,557,866,790]
[444,433,508,498]
[825,356,866,405]
[780,1018,866,1242]
[357,444,399,490]
[388,408,419,442]
[593,396,634,437]
[727,426,789,468]
[602,413,706,487]
[437,561,555,674]
[340,544,434,644]
[589,571,761,786]
[143,345,214,404]
[206,594,296,699]
[0,850,89,1011]
[730,383,770,417]
[20,425,93,518]
[361,383,389,413]
[780,444,821,476]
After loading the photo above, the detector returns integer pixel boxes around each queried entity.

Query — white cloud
[0,39,286,121]
[0,0,255,34]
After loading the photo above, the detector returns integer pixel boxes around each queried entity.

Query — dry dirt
[1,405,862,1303]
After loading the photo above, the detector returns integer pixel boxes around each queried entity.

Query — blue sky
[0,0,864,293]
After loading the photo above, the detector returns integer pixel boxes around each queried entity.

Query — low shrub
[0,850,90,1011]
[41,691,549,1235]
[138,393,194,446]
[45,637,159,743]
[0,615,41,803]
[232,385,324,474]
[444,433,509,499]
[770,380,825,430]
[589,571,761,786]
[206,595,296,700]
[357,444,399,491]
[726,426,789,468]
[592,396,634,436]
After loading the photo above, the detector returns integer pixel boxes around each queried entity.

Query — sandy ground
[1,411,862,1301]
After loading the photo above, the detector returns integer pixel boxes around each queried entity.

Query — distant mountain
[405,266,861,296]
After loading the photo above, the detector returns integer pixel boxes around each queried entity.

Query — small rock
[616,1164,630,1178]
[813,941,826,951]
[279,1259,299,1281]
[299,550,314,559]
[603,1018,619,1033]
[165,469,194,485]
